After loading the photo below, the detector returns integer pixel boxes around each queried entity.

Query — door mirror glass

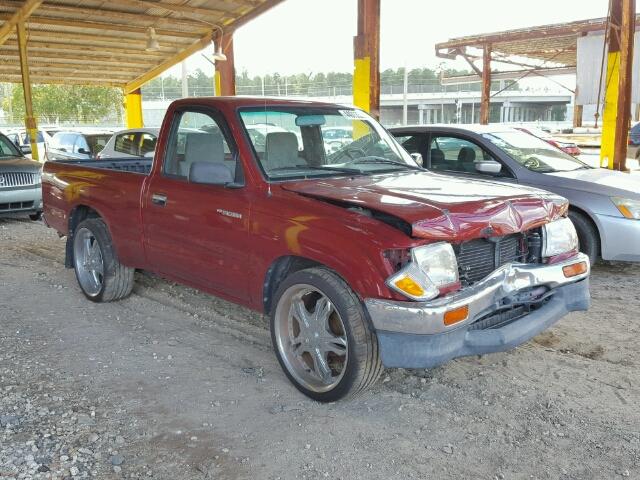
[20,145,32,155]
[77,147,90,155]
[410,152,423,167]
[188,161,233,185]
[475,160,502,175]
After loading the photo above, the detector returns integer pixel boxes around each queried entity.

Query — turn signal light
[562,261,588,278]
[444,305,469,326]
[393,276,425,297]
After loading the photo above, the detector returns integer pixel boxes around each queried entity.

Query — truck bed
[50,158,152,175]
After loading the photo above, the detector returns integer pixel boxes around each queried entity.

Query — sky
[165,0,624,79]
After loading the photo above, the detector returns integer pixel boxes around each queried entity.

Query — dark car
[0,133,43,220]
[47,131,112,161]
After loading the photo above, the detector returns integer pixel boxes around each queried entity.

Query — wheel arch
[568,204,602,257]
[65,204,104,268]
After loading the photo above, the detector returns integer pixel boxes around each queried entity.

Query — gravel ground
[1,217,639,480]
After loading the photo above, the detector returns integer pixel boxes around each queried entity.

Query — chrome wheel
[274,284,348,393]
[73,227,104,297]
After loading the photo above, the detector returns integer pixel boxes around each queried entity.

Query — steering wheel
[523,157,541,170]
[341,146,368,161]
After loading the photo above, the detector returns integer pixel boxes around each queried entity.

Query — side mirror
[20,145,32,155]
[77,148,90,155]
[475,160,502,175]
[188,161,233,185]
[410,152,423,167]
[143,151,155,158]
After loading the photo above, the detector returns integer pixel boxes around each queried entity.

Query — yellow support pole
[124,88,143,128]
[600,52,619,169]
[353,0,380,118]
[17,22,39,162]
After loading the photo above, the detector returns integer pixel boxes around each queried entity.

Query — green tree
[3,84,122,124]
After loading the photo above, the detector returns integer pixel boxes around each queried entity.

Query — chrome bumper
[365,253,590,335]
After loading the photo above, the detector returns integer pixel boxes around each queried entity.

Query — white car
[3,127,61,161]
[98,128,159,159]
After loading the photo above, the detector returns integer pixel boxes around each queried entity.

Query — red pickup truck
[42,97,590,401]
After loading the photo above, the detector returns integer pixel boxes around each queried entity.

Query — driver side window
[429,135,505,176]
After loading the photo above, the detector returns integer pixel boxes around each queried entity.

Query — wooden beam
[0,14,202,38]
[0,0,43,46]
[1,1,213,31]
[224,0,286,33]
[0,52,160,67]
[2,75,126,87]
[353,0,380,118]
[2,41,174,57]
[214,32,235,95]
[105,0,229,18]
[613,0,635,170]
[0,64,143,76]
[17,22,40,161]
[124,32,214,93]
[480,43,492,125]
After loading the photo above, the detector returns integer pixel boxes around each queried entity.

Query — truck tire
[270,267,382,402]
[72,218,134,302]
[568,211,599,266]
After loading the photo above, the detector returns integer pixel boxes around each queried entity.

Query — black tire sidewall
[270,268,371,402]
[568,211,598,265]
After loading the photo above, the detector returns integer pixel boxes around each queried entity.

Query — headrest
[265,131,299,170]
[458,146,476,162]
[185,131,224,163]
[430,148,445,163]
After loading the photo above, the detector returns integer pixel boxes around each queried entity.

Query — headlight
[611,197,640,220]
[387,242,458,301]
[542,217,578,257]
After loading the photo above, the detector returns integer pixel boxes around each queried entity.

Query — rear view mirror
[410,153,423,167]
[295,115,326,127]
[475,160,502,175]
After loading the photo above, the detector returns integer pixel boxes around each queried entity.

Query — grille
[0,172,37,188]
[456,234,526,286]
[0,201,34,211]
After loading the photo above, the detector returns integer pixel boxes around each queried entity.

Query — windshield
[482,130,590,173]
[0,134,21,158]
[239,107,417,180]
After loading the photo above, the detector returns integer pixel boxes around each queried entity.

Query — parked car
[47,130,113,161]
[629,122,640,160]
[98,128,159,160]
[42,98,590,401]
[3,127,61,160]
[0,132,43,220]
[514,126,581,156]
[390,125,640,264]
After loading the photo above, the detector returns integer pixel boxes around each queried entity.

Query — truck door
[142,108,251,302]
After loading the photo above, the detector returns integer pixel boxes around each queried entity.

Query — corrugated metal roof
[0,0,284,89]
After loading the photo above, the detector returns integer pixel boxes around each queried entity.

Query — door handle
[151,193,167,206]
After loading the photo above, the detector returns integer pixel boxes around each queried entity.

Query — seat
[264,131,300,172]
[180,132,225,177]
[457,146,476,172]
[430,148,445,169]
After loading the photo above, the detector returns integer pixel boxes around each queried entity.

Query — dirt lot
[1,218,639,480]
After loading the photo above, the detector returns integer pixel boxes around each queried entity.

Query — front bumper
[0,186,42,215]
[365,253,590,369]
[595,213,640,262]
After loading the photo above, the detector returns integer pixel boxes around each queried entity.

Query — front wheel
[72,218,134,302]
[568,211,599,266]
[270,267,382,402]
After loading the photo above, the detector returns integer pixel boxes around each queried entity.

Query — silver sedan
[390,125,640,264]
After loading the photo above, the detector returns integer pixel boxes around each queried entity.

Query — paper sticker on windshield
[339,109,369,120]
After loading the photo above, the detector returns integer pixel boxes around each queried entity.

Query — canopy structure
[0,0,283,92]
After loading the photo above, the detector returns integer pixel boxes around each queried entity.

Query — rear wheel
[29,212,42,221]
[568,211,599,266]
[73,218,134,302]
[270,267,382,402]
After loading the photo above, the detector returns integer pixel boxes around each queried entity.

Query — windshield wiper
[347,156,422,170]
[269,165,363,175]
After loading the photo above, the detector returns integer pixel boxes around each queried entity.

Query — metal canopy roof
[436,15,640,68]
[0,0,283,92]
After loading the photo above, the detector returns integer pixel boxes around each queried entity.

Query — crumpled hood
[545,168,640,198]
[282,171,566,240]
